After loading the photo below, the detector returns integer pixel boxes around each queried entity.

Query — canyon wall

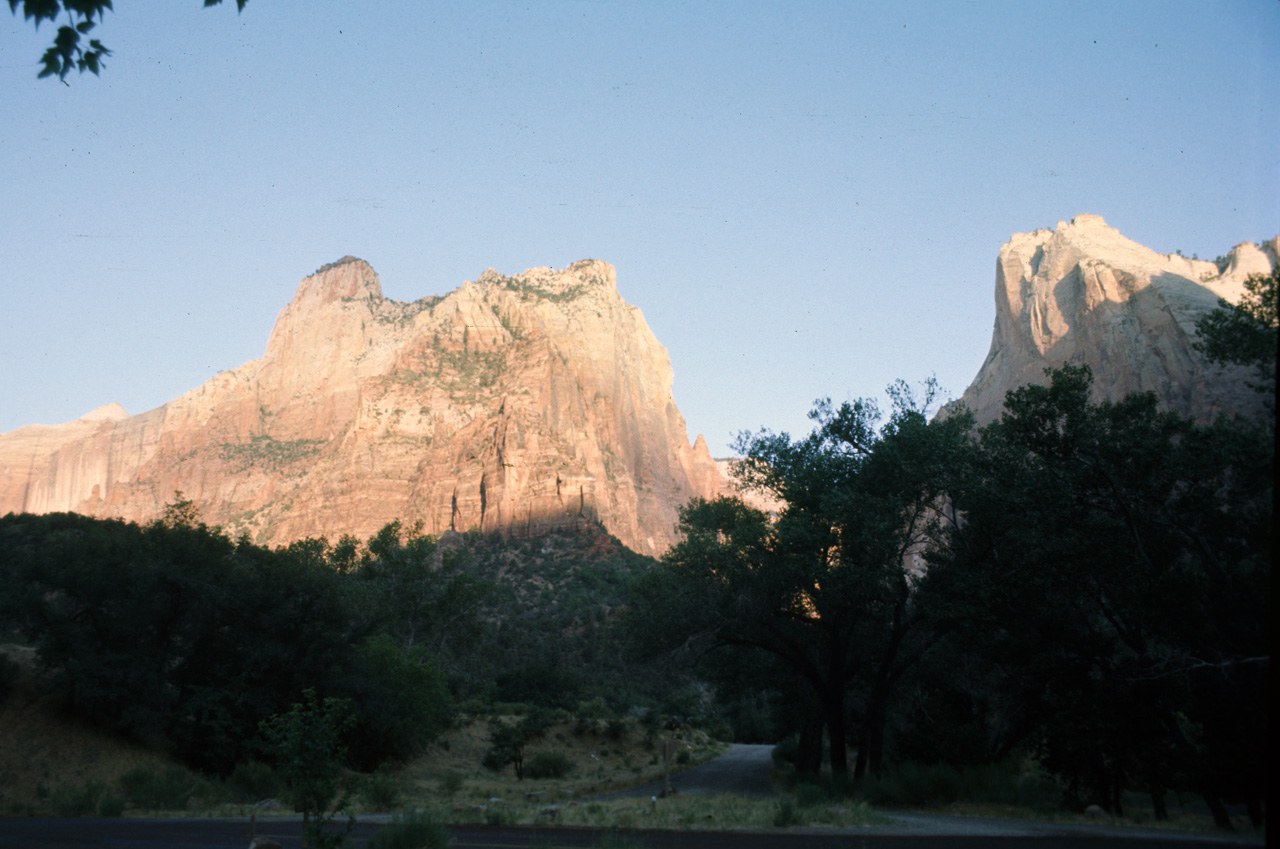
[952,214,1277,424]
[0,259,726,556]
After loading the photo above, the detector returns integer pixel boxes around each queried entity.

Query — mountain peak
[292,256,382,307]
[0,257,725,556]
[953,216,1277,424]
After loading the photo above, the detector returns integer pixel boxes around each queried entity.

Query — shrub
[97,792,125,818]
[794,774,849,807]
[363,769,402,812]
[368,811,448,849]
[771,735,798,768]
[525,751,574,780]
[436,770,463,798]
[118,765,197,810]
[51,781,105,817]
[855,760,1059,811]
[227,760,284,802]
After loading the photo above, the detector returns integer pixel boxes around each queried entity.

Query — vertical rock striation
[0,258,726,556]
[953,215,1277,424]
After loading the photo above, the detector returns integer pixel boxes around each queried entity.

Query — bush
[771,735,798,768]
[525,751,574,780]
[97,792,125,817]
[574,697,613,734]
[227,760,284,802]
[51,781,106,817]
[118,765,198,810]
[337,635,452,771]
[363,769,402,812]
[368,811,449,849]
[855,760,1059,811]
[436,770,463,798]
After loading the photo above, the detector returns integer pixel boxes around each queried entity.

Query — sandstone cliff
[953,215,1278,424]
[0,259,726,556]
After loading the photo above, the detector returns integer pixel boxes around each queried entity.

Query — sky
[2,1,1277,456]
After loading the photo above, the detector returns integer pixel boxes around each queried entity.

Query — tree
[330,634,451,771]
[631,379,973,780]
[0,508,364,772]
[260,689,356,848]
[8,0,246,81]
[934,366,1271,825]
[353,520,492,675]
[1195,265,1278,392]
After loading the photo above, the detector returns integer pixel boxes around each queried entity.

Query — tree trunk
[1201,790,1233,830]
[1245,794,1262,829]
[796,704,824,778]
[866,692,887,776]
[825,687,848,778]
[859,607,908,779]
[1149,784,1167,821]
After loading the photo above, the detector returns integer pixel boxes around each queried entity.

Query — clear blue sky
[2,1,1277,455]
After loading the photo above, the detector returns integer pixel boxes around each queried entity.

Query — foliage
[361,768,402,812]
[117,764,202,810]
[8,0,246,81]
[332,634,451,770]
[481,714,549,780]
[524,750,574,779]
[854,759,1058,811]
[226,760,283,802]
[1195,265,1278,394]
[436,770,463,798]
[260,689,356,847]
[218,435,324,472]
[933,365,1271,824]
[0,508,449,774]
[630,378,973,779]
[367,811,449,849]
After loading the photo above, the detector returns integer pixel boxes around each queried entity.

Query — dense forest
[0,270,1272,831]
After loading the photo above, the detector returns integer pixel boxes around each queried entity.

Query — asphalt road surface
[610,743,779,798]
[0,816,1262,848]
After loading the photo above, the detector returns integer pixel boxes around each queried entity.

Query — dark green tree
[8,0,246,81]
[1195,265,1278,393]
[631,379,973,779]
[933,366,1270,826]
[260,689,356,848]
[330,634,451,771]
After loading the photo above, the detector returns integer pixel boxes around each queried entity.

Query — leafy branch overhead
[8,0,247,81]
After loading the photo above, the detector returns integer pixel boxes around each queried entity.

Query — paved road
[609,743,778,799]
[0,817,1261,848]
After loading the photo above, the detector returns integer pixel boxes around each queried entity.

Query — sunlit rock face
[952,214,1277,425]
[0,258,727,556]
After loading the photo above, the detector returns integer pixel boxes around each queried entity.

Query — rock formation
[0,258,726,556]
[952,214,1277,424]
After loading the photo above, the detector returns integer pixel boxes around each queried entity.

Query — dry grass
[394,715,723,808]
[424,793,881,830]
[0,645,188,816]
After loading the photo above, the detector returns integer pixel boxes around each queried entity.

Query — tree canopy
[8,0,246,80]
[931,365,1270,824]
[630,379,974,780]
